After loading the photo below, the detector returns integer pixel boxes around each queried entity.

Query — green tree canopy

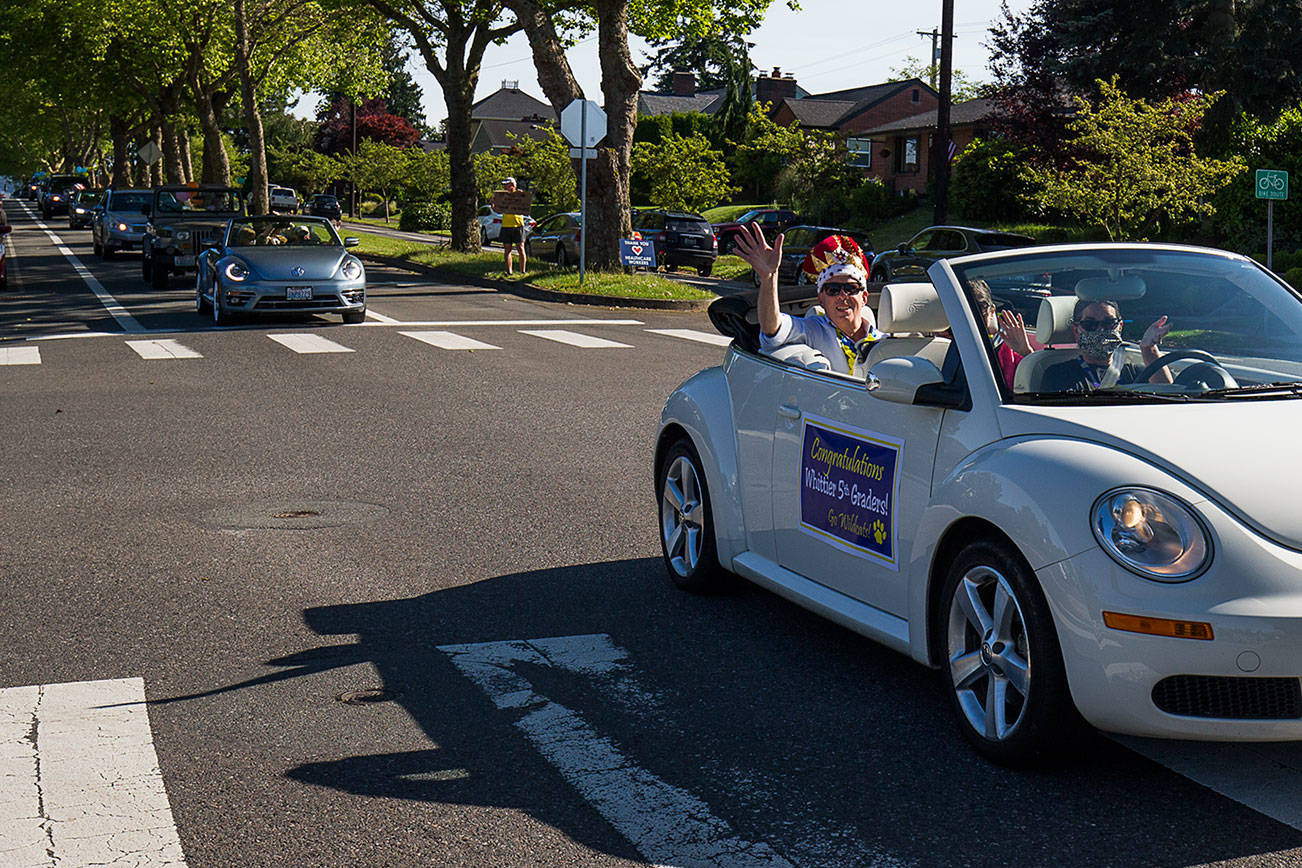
[631,132,735,212]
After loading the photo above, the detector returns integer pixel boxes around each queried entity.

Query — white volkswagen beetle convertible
[656,244,1302,763]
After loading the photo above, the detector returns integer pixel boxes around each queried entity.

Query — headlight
[116,222,128,232]
[1092,487,1210,581]
[340,257,362,280]
[223,261,249,282]
[175,230,191,241]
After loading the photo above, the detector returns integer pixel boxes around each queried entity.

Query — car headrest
[877,283,948,333]
[1035,296,1078,345]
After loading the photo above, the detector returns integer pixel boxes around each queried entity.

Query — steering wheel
[1135,349,1238,389]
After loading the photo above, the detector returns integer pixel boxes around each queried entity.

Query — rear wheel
[657,439,726,593]
[141,250,152,282]
[697,263,713,277]
[871,265,890,283]
[93,236,103,257]
[940,539,1087,764]
[554,244,568,267]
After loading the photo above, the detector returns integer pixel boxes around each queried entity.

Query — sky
[390,0,1036,125]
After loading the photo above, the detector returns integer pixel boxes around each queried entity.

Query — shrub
[951,137,1033,223]
[399,201,452,232]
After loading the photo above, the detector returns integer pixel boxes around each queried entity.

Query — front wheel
[141,251,152,282]
[657,439,726,593]
[342,308,366,324]
[195,272,210,314]
[940,539,1086,764]
[212,284,230,325]
[151,254,170,290]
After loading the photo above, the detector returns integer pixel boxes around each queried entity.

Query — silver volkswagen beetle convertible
[657,243,1302,763]
[196,215,366,324]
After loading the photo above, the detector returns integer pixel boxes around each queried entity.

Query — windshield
[953,247,1302,403]
[109,192,151,213]
[157,189,241,214]
[733,209,764,224]
[228,218,339,247]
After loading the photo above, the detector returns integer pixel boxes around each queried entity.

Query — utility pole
[916,29,941,88]
[932,0,955,225]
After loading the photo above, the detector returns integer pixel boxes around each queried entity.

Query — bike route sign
[1257,169,1289,200]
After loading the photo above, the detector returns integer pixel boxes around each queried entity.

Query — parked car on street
[632,208,718,276]
[659,241,1302,763]
[712,207,800,255]
[67,188,103,229]
[142,185,244,289]
[307,194,342,222]
[526,212,581,266]
[269,186,299,213]
[195,215,366,325]
[477,204,536,245]
[92,189,152,258]
[870,225,1036,283]
[750,224,874,287]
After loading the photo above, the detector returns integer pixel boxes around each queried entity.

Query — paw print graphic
[872,520,887,545]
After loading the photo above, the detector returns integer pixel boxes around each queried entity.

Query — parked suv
[631,209,718,276]
[269,186,299,213]
[142,185,244,289]
[307,194,342,222]
[711,207,800,255]
[751,224,874,287]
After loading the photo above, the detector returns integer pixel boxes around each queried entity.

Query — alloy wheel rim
[946,565,1031,741]
[661,456,703,576]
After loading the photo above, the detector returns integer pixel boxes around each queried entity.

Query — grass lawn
[700,203,783,223]
[711,255,755,282]
[352,231,713,301]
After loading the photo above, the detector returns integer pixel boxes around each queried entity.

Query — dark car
[526,212,581,267]
[307,194,342,222]
[869,225,1036,283]
[68,188,104,229]
[142,185,244,289]
[39,174,88,219]
[750,224,874,287]
[712,207,800,255]
[632,209,718,276]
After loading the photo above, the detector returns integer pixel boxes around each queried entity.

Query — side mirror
[897,243,911,254]
[343,237,360,248]
[866,356,945,405]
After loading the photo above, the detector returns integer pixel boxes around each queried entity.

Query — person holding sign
[733,223,882,375]
[498,177,527,275]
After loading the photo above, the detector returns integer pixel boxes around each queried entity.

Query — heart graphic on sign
[631,245,643,255]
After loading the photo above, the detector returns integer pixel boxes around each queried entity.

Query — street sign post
[560,99,607,285]
[1257,169,1289,271]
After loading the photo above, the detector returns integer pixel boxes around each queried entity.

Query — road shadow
[159,558,1302,866]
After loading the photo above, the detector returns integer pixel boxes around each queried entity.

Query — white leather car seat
[1013,296,1080,393]
[863,283,953,372]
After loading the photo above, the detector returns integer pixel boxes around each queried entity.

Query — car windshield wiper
[1016,389,1198,404]
[1200,382,1302,399]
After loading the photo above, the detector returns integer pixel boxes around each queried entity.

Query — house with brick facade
[858,97,999,194]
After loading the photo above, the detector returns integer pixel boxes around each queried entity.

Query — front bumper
[216,278,366,316]
[1042,518,1302,741]
[107,228,146,249]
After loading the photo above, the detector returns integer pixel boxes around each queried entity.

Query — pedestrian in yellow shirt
[499,177,527,275]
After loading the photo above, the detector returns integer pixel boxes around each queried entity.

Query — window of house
[846,137,872,168]
[912,89,920,102]
[896,136,919,172]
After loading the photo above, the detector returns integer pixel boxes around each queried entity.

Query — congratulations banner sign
[798,416,902,567]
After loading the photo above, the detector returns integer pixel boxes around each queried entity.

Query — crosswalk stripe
[267,333,354,354]
[125,339,203,360]
[644,328,733,347]
[0,346,41,365]
[364,309,400,324]
[400,330,501,350]
[0,678,187,866]
[519,329,632,349]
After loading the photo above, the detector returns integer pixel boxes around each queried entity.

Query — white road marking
[644,328,733,347]
[441,635,793,867]
[0,678,187,867]
[400,330,500,350]
[1116,737,1302,832]
[267,333,354,354]
[125,339,203,360]
[26,319,648,341]
[20,202,143,333]
[364,309,399,324]
[519,329,632,349]
[0,346,41,365]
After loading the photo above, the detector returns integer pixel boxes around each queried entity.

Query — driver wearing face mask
[1040,299,1173,391]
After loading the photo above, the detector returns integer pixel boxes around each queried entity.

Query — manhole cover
[197,500,390,530]
[337,687,398,705]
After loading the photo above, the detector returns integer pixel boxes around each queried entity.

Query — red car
[711,208,800,255]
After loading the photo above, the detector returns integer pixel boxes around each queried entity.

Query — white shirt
[760,311,868,374]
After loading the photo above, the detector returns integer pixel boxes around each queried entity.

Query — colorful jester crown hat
[801,234,868,289]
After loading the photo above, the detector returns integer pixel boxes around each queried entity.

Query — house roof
[471,87,554,122]
[804,80,918,105]
[472,119,554,151]
[779,99,859,128]
[775,78,940,130]
[861,98,999,135]
[637,92,725,117]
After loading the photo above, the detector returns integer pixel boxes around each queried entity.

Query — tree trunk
[110,118,131,187]
[150,126,165,186]
[235,0,269,215]
[160,118,186,184]
[179,127,195,182]
[443,74,480,251]
[193,87,231,184]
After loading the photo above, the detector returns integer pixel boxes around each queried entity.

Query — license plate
[175,255,195,267]
[286,286,313,300]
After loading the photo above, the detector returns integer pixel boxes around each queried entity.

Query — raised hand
[732,222,784,280]
[997,309,1033,357]
[1141,315,1171,355]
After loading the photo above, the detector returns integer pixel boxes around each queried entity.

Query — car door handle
[778,404,801,420]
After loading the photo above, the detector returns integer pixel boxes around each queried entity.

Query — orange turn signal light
[1103,611,1214,640]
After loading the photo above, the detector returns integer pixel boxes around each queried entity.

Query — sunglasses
[819,283,863,297]
[1075,317,1122,332]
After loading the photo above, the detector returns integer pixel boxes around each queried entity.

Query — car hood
[998,401,1302,550]
[228,247,348,280]
[106,210,148,223]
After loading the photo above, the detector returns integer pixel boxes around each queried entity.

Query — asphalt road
[3,199,1302,867]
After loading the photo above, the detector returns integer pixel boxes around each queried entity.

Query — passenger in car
[1040,299,1173,390]
[970,278,1033,388]
[733,223,883,375]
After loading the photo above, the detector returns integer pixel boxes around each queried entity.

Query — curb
[357,252,715,312]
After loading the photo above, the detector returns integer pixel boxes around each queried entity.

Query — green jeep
[142,185,244,290]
